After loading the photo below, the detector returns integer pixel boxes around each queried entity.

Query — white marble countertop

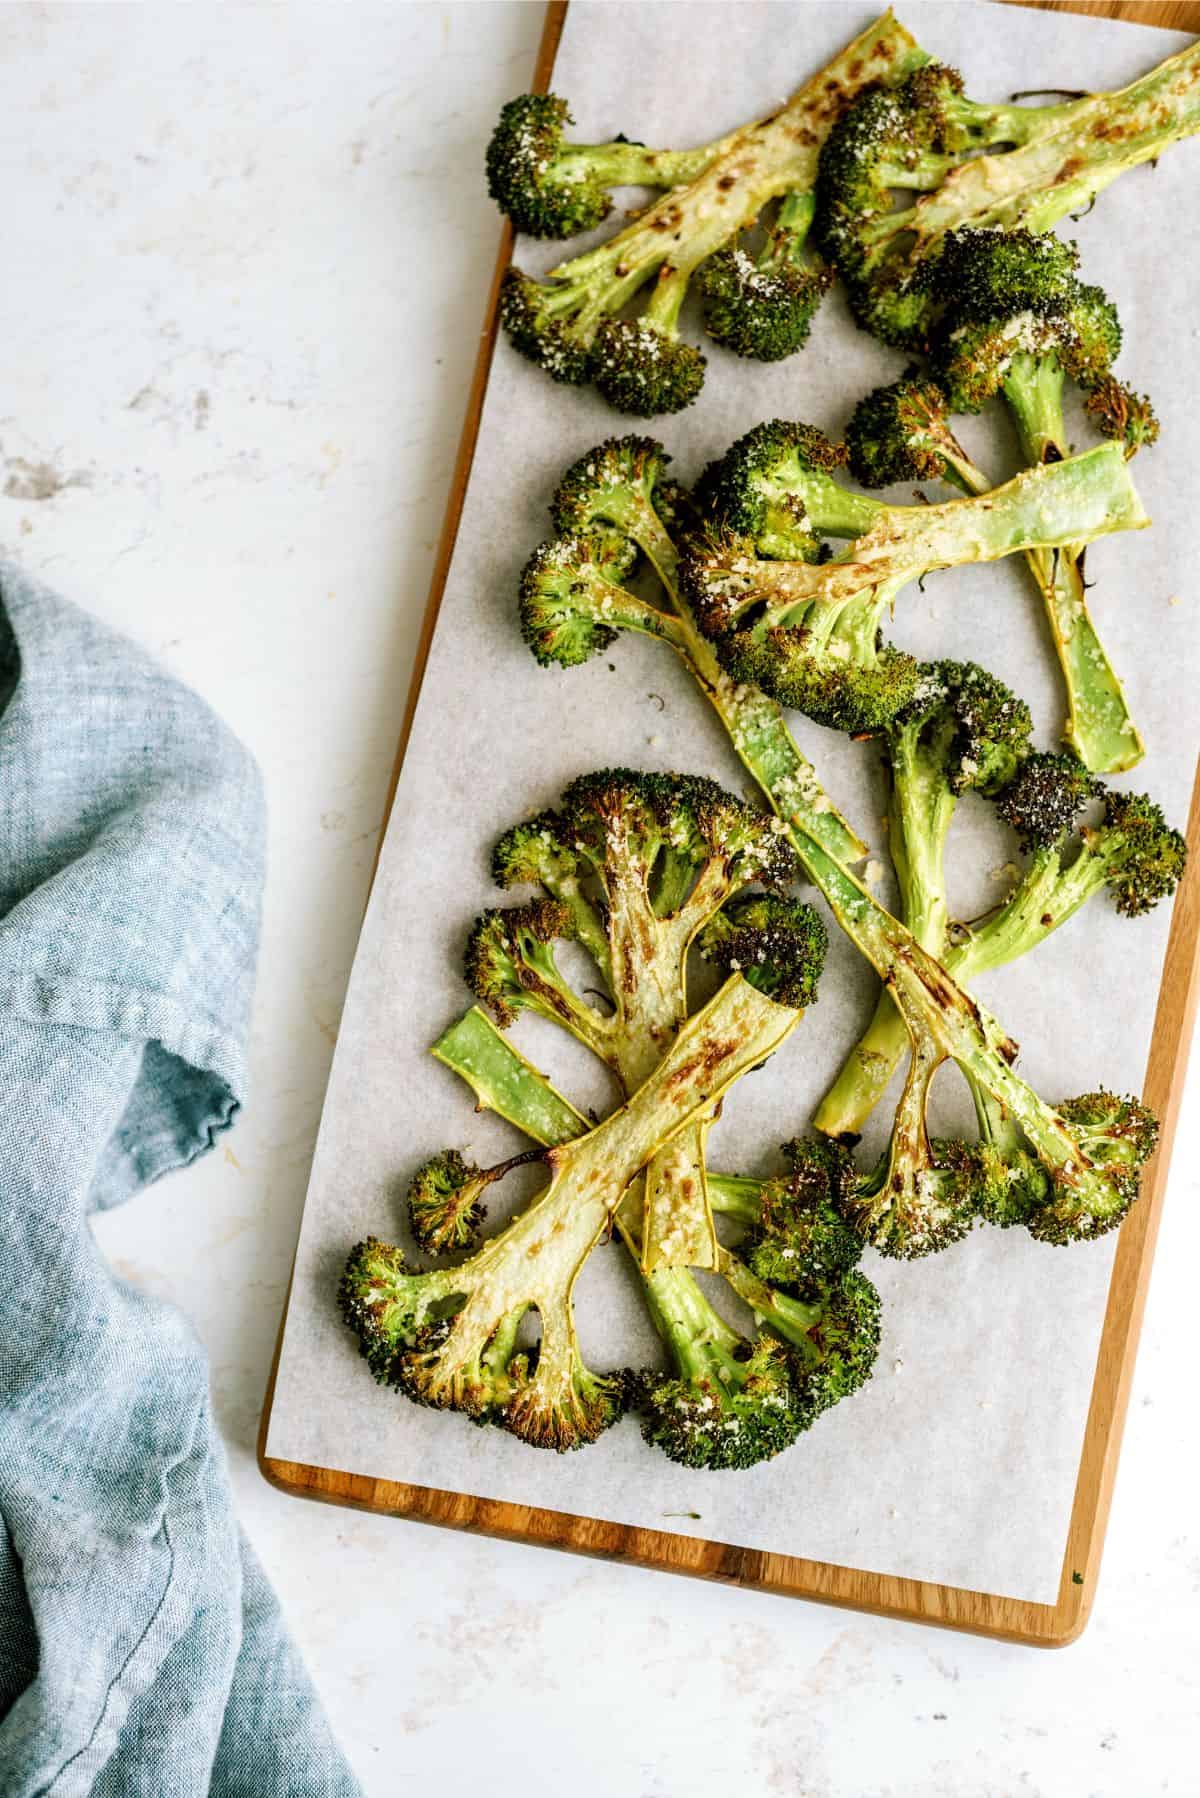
[3,4,1197,1792]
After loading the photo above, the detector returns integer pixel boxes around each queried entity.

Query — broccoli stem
[815,985,910,1140]
[554,136,742,196]
[766,189,814,256]
[1001,350,1069,467]
[717,1249,823,1340]
[814,712,957,1141]
[953,835,1123,981]
[1027,547,1144,773]
[887,725,954,958]
[970,1075,1028,1164]
[1001,351,1145,771]
[637,1262,748,1389]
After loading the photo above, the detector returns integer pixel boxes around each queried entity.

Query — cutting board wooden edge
[258,0,1200,1647]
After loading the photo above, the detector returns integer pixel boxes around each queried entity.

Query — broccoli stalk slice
[432,1003,762,1220]
[343,972,800,1447]
[912,42,1200,248]
[815,695,956,1139]
[819,43,1200,340]
[685,444,1148,732]
[701,444,1147,631]
[599,850,725,1271]
[432,1005,587,1147]
[499,12,929,411]
[997,353,1145,772]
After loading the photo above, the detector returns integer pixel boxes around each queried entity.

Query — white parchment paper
[267,2,1200,1605]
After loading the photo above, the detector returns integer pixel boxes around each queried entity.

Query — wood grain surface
[259,0,1200,1645]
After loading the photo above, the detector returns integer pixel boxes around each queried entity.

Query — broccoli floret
[815,41,1200,349]
[1083,377,1161,456]
[465,897,607,1046]
[591,318,708,417]
[486,94,716,240]
[738,1137,862,1294]
[518,533,666,668]
[697,191,833,362]
[926,225,1081,321]
[700,892,828,1010]
[408,1149,490,1257]
[1028,1092,1159,1242]
[682,441,1147,734]
[983,754,1187,939]
[969,1088,1160,1244]
[635,1278,818,1471]
[845,372,987,492]
[551,434,672,541]
[927,229,1155,460]
[635,1255,880,1470]
[472,768,812,1273]
[889,659,1033,938]
[847,1128,1008,1259]
[696,418,872,558]
[993,751,1097,852]
[491,15,929,411]
[888,660,1033,812]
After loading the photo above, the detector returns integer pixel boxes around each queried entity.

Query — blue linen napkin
[0,564,362,1796]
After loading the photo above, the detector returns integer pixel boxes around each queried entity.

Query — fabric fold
[0,564,361,1797]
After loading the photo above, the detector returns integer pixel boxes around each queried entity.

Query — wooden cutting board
[259,0,1200,1646]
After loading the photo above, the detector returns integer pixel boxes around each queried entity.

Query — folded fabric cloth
[0,564,362,1796]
